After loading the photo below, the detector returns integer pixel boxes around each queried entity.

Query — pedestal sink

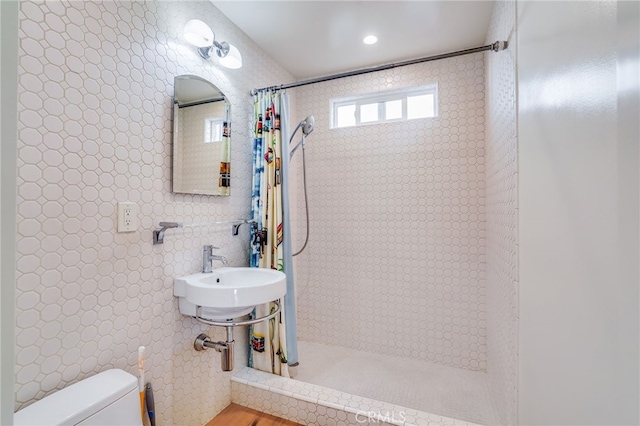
[174,267,286,321]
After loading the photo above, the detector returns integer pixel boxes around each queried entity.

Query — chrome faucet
[202,245,229,273]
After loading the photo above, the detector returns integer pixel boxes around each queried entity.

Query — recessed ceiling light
[363,35,378,45]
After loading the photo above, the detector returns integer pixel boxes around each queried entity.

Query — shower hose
[293,140,310,257]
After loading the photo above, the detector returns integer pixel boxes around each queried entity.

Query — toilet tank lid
[14,369,138,426]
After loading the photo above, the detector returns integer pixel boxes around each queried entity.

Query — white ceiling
[213,1,495,79]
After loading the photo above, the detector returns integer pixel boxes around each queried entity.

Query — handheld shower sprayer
[287,115,315,256]
[301,115,314,136]
[290,115,315,159]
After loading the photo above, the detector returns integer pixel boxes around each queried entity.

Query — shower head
[289,115,315,159]
[301,115,315,136]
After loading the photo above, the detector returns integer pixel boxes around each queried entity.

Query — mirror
[173,75,231,196]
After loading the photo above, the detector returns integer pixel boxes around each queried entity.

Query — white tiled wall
[484,1,518,424]
[14,1,292,424]
[290,54,487,370]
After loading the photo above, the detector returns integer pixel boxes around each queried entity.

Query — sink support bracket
[193,301,281,371]
[194,300,281,327]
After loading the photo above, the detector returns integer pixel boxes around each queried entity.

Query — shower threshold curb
[231,366,482,426]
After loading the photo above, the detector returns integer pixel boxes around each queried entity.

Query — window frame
[330,83,438,129]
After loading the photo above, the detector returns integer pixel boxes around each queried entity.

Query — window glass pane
[336,104,356,127]
[205,121,211,142]
[360,103,378,123]
[205,118,223,143]
[407,94,435,119]
[385,99,402,120]
[331,84,436,129]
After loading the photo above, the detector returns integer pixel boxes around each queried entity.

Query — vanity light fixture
[183,19,243,69]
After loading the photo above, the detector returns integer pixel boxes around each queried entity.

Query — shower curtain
[249,90,296,376]
[218,102,231,195]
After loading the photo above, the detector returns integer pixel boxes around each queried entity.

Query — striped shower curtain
[249,91,290,377]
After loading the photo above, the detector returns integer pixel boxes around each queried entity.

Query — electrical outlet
[117,202,138,233]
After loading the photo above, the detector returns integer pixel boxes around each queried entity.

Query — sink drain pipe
[194,328,234,371]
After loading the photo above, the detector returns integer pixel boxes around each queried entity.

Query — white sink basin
[174,267,286,320]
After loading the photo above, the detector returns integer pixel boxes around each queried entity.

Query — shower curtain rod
[251,40,507,94]
[178,97,225,108]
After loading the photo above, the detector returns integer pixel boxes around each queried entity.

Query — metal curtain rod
[178,97,226,108]
[251,41,507,95]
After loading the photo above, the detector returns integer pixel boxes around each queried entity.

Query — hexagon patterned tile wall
[15,1,292,424]
[290,53,488,371]
[483,1,518,424]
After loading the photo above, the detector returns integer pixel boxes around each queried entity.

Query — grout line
[230,376,248,385]
[267,386,294,398]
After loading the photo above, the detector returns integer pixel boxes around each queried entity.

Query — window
[204,117,223,143]
[330,84,438,129]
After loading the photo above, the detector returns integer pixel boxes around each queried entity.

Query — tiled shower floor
[293,341,496,425]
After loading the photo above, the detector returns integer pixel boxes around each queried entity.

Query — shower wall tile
[290,54,487,370]
[484,1,518,425]
[15,1,292,424]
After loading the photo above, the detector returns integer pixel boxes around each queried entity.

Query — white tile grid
[484,1,518,425]
[15,1,293,424]
[289,54,487,371]
[232,367,483,426]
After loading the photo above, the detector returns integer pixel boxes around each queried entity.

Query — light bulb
[218,44,242,69]
[184,19,214,48]
[363,35,378,45]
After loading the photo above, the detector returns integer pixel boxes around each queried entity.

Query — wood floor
[205,403,302,426]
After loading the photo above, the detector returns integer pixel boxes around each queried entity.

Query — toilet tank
[14,369,143,426]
